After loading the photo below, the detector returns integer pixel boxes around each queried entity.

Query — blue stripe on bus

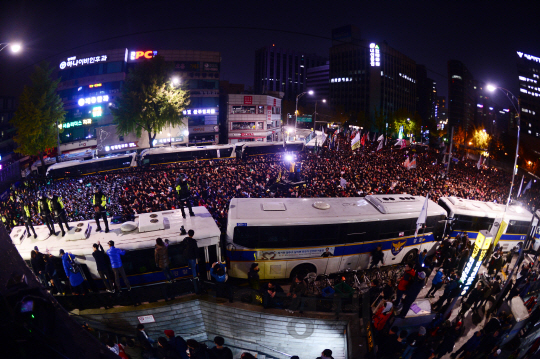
[450,231,526,241]
[226,234,436,262]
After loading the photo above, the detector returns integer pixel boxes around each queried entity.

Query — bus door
[338,254,360,272]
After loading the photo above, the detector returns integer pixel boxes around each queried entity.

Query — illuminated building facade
[329,26,417,124]
[517,51,540,139]
[227,94,281,143]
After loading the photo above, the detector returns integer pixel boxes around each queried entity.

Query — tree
[390,109,416,138]
[452,126,467,146]
[471,128,492,152]
[112,56,189,148]
[11,62,66,171]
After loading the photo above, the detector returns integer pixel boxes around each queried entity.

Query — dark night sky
[1,0,540,106]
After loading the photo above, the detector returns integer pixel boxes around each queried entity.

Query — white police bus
[226,195,447,279]
[437,197,537,252]
[11,207,221,287]
[46,153,137,178]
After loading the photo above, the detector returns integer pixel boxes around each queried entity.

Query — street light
[0,42,22,53]
[171,77,180,86]
[487,84,520,212]
[295,90,314,139]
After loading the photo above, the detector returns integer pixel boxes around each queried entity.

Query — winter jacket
[398,268,416,291]
[180,236,198,260]
[107,246,126,268]
[210,263,227,283]
[169,336,189,359]
[155,244,170,268]
[62,252,84,287]
[432,270,444,285]
[92,244,109,271]
[373,303,393,331]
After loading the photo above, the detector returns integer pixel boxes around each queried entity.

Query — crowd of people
[3,132,540,236]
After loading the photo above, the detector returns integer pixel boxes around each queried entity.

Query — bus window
[379,218,415,239]
[168,242,189,268]
[507,220,529,234]
[233,226,259,247]
[259,226,290,247]
[290,224,341,247]
[344,222,379,243]
[122,248,157,275]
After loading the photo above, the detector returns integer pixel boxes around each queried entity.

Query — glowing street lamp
[295,90,314,137]
[0,42,22,53]
[171,77,180,86]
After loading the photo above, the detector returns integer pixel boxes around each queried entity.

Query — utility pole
[446,126,454,175]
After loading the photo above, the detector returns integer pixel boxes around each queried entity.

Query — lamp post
[295,90,313,139]
[486,85,520,212]
[0,42,22,53]
[314,99,326,132]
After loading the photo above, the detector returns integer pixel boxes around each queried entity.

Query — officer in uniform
[18,196,37,238]
[37,191,56,236]
[92,185,109,233]
[175,176,195,219]
[47,191,72,237]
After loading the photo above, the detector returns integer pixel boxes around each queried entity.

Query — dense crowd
[3,132,540,233]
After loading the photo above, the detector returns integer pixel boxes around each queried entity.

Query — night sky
[1,1,540,106]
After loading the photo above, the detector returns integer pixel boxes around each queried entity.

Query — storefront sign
[241,133,255,136]
[105,142,138,152]
[244,96,253,105]
[92,106,102,117]
[256,247,335,260]
[78,95,109,106]
[89,83,102,88]
[59,139,97,152]
[60,55,108,69]
[130,50,158,60]
[182,108,217,115]
[460,230,493,295]
[175,61,200,71]
[137,315,155,324]
[58,119,92,129]
[203,62,219,71]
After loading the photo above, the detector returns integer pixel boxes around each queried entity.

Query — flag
[403,157,410,168]
[517,175,525,197]
[276,170,282,183]
[523,179,533,195]
[377,134,384,141]
[409,158,417,169]
[415,194,429,237]
[377,140,383,151]
[361,133,366,146]
[395,139,402,146]
[401,139,407,149]
[217,149,220,158]
[340,177,347,188]
[351,133,361,150]
[373,132,376,142]
[476,155,482,170]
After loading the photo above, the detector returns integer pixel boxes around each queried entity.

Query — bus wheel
[402,249,418,265]
[290,264,316,280]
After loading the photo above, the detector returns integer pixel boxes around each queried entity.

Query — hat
[34,246,39,251]
[418,271,426,279]
[419,326,426,335]
[108,240,114,246]
[164,330,174,337]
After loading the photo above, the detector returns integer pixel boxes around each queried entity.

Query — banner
[351,133,361,150]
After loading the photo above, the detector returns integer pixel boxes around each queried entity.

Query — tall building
[55,48,221,155]
[416,65,435,127]
[447,60,475,135]
[329,26,417,123]
[306,62,330,105]
[517,51,540,139]
[254,46,326,101]
[435,96,448,130]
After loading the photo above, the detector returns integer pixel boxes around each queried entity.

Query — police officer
[92,185,109,233]
[47,191,71,237]
[175,176,195,219]
[37,191,56,236]
[18,196,37,238]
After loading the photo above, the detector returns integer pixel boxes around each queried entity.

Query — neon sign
[92,106,102,117]
[370,43,380,67]
[182,108,217,115]
[58,119,92,129]
[59,55,108,69]
[517,51,540,64]
[130,50,158,60]
[78,95,109,106]
[89,83,102,88]
[105,142,137,151]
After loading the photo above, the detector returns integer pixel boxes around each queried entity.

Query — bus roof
[12,206,220,260]
[439,197,533,222]
[46,153,135,175]
[228,195,446,226]
[140,144,234,157]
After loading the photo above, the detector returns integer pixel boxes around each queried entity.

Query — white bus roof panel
[12,206,220,261]
[440,197,533,222]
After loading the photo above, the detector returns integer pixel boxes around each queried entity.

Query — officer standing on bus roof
[18,196,37,238]
[92,185,109,233]
[175,175,195,219]
[37,190,56,236]
[47,190,72,237]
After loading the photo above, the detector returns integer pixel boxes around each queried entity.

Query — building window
[231,122,264,130]
[232,106,256,114]
[258,106,265,114]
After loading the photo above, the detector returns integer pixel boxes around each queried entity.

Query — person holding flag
[415,194,429,237]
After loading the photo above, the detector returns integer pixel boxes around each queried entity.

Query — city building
[517,50,540,140]
[219,81,246,143]
[254,45,326,101]
[435,96,448,130]
[0,96,17,164]
[329,25,417,124]
[416,65,435,128]
[306,62,330,105]
[227,94,281,143]
[55,48,221,156]
[447,60,475,135]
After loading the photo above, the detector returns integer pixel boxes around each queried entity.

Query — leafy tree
[452,126,467,147]
[390,109,416,138]
[11,62,66,171]
[112,56,189,148]
[471,127,492,152]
